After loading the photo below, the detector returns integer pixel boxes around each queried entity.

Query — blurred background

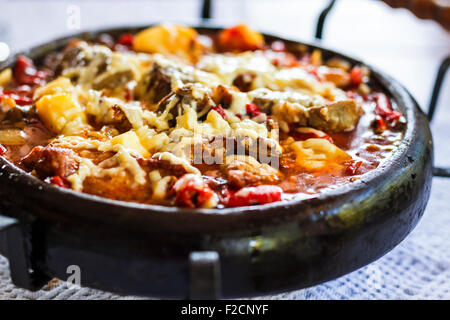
[0,0,449,299]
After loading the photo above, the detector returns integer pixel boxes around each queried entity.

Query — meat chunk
[321,67,351,88]
[306,100,362,132]
[212,85,362,132]
[232,73,256,92]
[212,84,235,108]
[219,136,280,165]
[135,55,220,106]
[137,157,190,177]
[155,83,216,126]
[55,41,85,74]
[107,104,132,132]
[92,70,134,91]
[221,155,280,188]
[271,98,362,132]
[82,175,153,203]
[134,61,174,105]
[57,41,136,90]
[247,88,362,132]
[20,146,79,178]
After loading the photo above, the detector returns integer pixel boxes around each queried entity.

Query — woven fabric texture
[0,178,448,300]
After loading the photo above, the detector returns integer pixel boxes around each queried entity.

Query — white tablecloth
[0,0,449,300]
[1,175,449,299]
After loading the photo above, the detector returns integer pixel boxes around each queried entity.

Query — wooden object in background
[383,0,450,30]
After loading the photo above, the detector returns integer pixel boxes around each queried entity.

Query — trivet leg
[201,0,212,21]
[0,215,48,290]
[315,0,338,40]
[189,251,221,300]
[428,56,450,121]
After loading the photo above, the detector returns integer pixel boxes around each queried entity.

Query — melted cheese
[197,51,327,95]
[67,158,96,191]
[114,146,147,184]
[290,138,351,171]
[152,54,222,90]
[61,42,148,89]
[152,152,200,175]
[40,39,357,198]
[151,175,173,200]
[99,130,149,158]
[198,51,276,86]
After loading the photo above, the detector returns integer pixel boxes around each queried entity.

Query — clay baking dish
[0,26,434,299]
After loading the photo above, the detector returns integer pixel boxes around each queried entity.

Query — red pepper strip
[245,103,262,117]
[117,33,134,47]
[13,56,48,85]
[374,115,387,132]
[49,176,71,188]
[11,95,32,106]
[373,93,402,125]
[211,105,226,119]
[227,185,282,207]
[350,66,363,87]
[346,160,363,175]
[0,144,6,155]
[0,91,33,105]
[3,85,32,95]
[175,179,216,208]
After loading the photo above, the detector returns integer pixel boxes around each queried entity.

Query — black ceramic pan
[0,25,437,299]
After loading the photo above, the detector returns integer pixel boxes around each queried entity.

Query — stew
[0,24,405,208]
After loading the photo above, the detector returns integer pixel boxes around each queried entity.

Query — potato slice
[33,77,73,100]
[0,68,12,87]
[36,93,87,133]
[133,24,204,63]
[216,24,264,52]
[0,128,26,145]
[290,138,351,171]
